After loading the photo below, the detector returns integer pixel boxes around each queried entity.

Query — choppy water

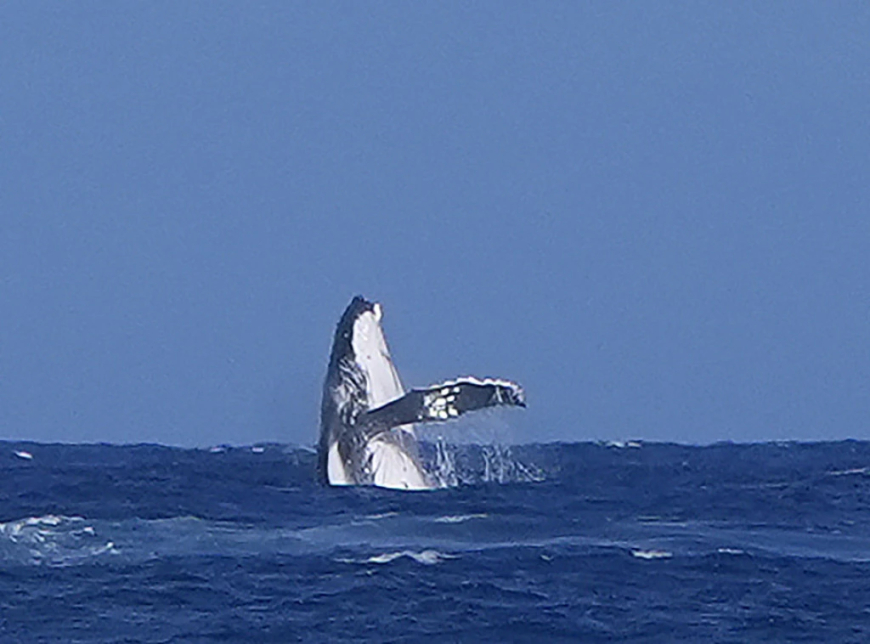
[2,440,870,642]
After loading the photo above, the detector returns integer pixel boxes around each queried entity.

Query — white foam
[827,467,869,476]
[433,513,488,524]
[0,515,116,566]
[14,450,33,460]
[631,549,673,560]
[364,550,457,565]
[363,512,399,520]
[605,441,642,449]
[717,548,745,555]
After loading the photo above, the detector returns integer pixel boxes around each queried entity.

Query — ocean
[2,439,869,642]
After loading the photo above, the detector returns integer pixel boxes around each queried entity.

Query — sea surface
[2,439,869,643]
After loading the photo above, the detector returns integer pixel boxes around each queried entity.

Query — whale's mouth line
[318,296,526,490]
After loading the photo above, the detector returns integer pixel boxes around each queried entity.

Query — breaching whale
[318,296,525,490]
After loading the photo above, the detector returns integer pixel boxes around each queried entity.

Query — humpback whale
[319,296,525,490]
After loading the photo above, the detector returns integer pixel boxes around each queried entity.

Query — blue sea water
[2,439,870,643]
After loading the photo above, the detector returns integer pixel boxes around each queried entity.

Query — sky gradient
[2,3,869,446]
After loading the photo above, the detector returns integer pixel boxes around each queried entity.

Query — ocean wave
[432,513,489,524]
[337,550,459,565]
[0,515,117,566]
[631,549,673,560]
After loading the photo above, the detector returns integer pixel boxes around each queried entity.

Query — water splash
[421,439,544,487]
[428,435,459,488]
[480,443,544,484]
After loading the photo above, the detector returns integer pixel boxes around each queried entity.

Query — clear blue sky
[2,3,868,446]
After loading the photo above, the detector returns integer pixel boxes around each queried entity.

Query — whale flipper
[318,296,525,490]
[361,378,526,436]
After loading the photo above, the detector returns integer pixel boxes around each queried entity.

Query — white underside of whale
[327,306,431,490]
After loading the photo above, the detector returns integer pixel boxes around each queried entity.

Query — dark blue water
[2,440,869,643]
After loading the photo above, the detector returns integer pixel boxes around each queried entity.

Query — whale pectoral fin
[361,377,525,433]
[413,379,526,422]
[357,391,429,437]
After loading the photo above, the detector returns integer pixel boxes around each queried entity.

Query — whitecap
[717,548,745,555]
[370,550,455,565]
[363,512,399,520]
[14,450,33,460]
[339,550,458,565]
[604,441,642,449]
[827,467,869,476]
[432,513,488,524]
[631,549,673,560]
[0,515,115,566]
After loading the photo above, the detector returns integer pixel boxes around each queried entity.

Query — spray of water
[418,412,543,487]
